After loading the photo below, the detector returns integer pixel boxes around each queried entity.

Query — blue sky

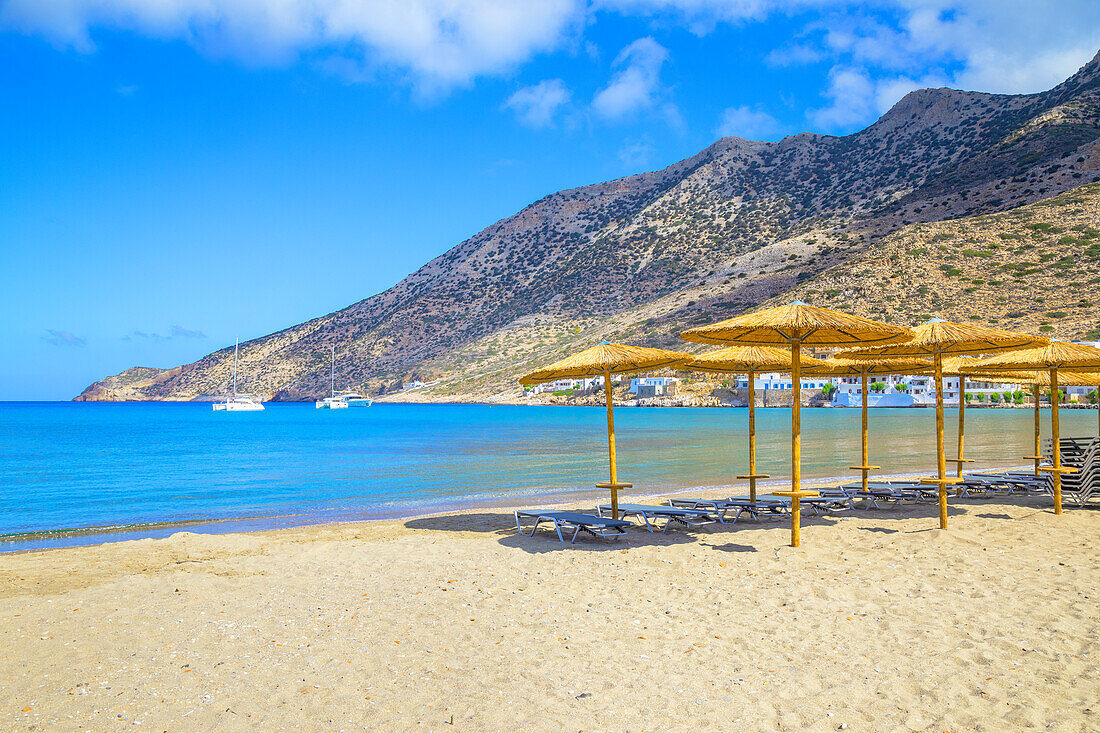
[2,1,1098,400]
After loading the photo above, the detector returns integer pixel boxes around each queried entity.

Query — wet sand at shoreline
[1,492,1097,731]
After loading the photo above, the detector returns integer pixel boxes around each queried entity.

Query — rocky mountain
[78,51,1100,403]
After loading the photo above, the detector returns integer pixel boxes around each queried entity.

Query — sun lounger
[665,498,746,524]
[836,482,920,507]
[728,494,848,518]
[962,472,1050,495]
[514,510,631,544]
[722,495,792,521]
[812,488,860,510]
[597,503,718,532]
[666,496,788,523]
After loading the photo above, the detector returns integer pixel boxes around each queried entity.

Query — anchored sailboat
[316,345,348,409]
[213,337,265,411]
[316,345,372,408]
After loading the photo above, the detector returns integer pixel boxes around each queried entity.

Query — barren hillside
[78,51,1100,403]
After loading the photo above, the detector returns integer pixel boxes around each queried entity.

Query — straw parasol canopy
[973,369,1100,473]
[843,319,1046,529]
[975,341,1100,373]
[685,346,829,501]
[938,355,1008,479]
[520,342,689,384]
[681,301,913,347]
[520,342,690,519]
[682,302,912,547]
[805,356,932,492]
[846,319,1044,358]
[974,342,1100,514]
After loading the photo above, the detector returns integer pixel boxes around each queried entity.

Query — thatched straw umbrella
[937,357,1041,487]
[978,342,1100,514]
[682,302,911,547]
[939,356,996,479]
[520,342,690,519]
[805,356,932,492]
[843,319,1045,529]
[684,346,828,501]
[968,369,1100,475]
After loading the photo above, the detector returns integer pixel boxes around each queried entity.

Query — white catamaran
[316,345,372,408]
[213,337,265,411]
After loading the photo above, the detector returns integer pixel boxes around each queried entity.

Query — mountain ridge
[77,51,1100,402]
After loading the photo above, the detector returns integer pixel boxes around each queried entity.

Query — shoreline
[60,396,1100,409]
[1,463,1032,554]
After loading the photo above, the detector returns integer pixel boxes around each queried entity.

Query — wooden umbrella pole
[790,339,802,547]
[1033,383,1042,477]
[935,352,948,529]
[957,375,966,479]
[1051,368,1062,516]
[861,373,869,493]
[603,373,619,520]
[747,368,757,502]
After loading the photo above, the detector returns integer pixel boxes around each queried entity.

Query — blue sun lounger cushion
[514,510,631,544]
[596,503,718,532]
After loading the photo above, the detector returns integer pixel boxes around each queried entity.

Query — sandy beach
[2,492,1097,732]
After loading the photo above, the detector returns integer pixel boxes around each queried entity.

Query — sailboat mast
[331,344,335,397]
[233,337,239,398]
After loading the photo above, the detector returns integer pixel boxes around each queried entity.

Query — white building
[628,377,680,394]
[729,373,831,390]
[830,373,1023,407]
[526,374,621,395]
[627,377,681,398]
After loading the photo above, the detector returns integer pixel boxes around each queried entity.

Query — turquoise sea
[2,402,1096,551]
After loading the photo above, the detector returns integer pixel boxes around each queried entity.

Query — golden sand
[1,495,1097,731]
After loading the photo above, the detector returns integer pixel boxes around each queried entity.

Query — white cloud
[808,66,947,131]
[43,329,86,347]
[765,42,825,67]
[715,104,781,140]
[123,326,207,343]
[503,79,572,127]
[618,135,655,167]
[171,325,207,339]
[785,2,1100,96]
[592,36,670,120]
[0,0,585,95]
[594,0,797,29]
[2,0,1097,128]
[808,67,875,130]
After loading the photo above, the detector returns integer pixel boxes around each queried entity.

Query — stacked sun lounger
[1050,437,1099,506]
[962,437,1099,504]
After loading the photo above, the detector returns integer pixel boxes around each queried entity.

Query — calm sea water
[2,402,1096,550]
